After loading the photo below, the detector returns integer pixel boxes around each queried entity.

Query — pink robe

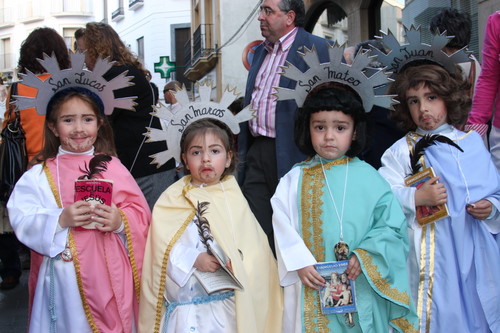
[9,154,150,332]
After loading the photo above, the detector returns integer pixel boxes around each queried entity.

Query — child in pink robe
[8,87,151,332]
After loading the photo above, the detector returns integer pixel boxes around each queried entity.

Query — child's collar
[416,123,454,136]
[57,146,95,156]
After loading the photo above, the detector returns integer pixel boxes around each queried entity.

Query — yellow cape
[138,175,283,332]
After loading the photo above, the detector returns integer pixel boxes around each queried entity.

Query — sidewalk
[0,269,29,333]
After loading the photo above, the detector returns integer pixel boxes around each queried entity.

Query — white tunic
[7,164,92,333]
[162,221,236,333]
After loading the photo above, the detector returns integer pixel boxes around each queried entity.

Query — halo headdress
[274,42,394,111]
[144,81,254,167]
[13,51,136,115]
[370,25,472,75]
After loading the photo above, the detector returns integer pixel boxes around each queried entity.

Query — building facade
[107,0,191,96]
[0,0,105,82]
[0,0,496,97]
[183,0,407,99]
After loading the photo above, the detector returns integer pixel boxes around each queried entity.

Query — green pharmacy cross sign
[154,56,176,79]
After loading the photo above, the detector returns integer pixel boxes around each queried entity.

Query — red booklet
[404,167,449,226]
[74,179,113,229]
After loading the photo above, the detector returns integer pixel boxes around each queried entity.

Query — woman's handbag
[0,83,28,202]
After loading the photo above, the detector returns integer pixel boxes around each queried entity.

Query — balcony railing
[192,23,214,64]
[19,1,43,22]
[51,0,92,15]
[0,8,13,25]
[129,0,144,10]
[184,24,219,81]
[111,7,124,21]
[184,39,192,69]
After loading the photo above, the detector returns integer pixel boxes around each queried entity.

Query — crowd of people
[0,1,499,333]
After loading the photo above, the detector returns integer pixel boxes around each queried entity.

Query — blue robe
[379,125,500,332]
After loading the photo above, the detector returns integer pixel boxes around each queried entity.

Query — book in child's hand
[74,179,113,229]
[404,167,449,226]
[316,260,357,315]
[194,240,244,294]
[193,268,243,294]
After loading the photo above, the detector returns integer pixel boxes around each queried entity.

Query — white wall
[218,0,261,95]
[108,0,191,95]
[0,0,104,81]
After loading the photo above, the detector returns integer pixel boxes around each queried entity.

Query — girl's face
[310,110,355,161]
[406,84,448,131]
[48,97,101,153]
[182,131,232,187]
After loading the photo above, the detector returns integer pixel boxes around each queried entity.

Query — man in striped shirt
[239,0,332,254]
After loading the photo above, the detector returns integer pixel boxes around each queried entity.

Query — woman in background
[80,22,177,209]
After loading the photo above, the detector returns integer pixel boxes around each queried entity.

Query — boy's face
[310,110,355,161]
[181,131,232,187]
[406,84,448,131]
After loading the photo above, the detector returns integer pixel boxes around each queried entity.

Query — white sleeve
[378,143,418,228]
[271,167,316,287]
[6,165,68,257]
[167,221,204,287]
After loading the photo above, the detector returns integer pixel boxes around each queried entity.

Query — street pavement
[0,268,29,333]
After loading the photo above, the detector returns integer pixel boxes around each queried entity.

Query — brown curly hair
[389,64,471,131]
[18,27,71,74]
[82,22,147,75]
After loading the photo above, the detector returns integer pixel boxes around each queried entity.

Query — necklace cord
[320,158,349,242]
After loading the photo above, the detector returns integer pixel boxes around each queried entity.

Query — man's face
[76,38,86,52]
[163,87,175,104]
[258,0,294,43]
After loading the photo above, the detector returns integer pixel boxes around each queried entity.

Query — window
[137,37,144,64]
[2,38,11,69]
[309,4,348,44]
[63,28,78,51]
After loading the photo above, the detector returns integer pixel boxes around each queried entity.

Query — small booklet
[193,240,243,294]
[316,260,357,315]
[74,179,113,229]
[404,167,449,226]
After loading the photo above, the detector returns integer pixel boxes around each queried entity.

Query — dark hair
[388,64,471,131]
[150,82,159,105]
[228,96,244,115]
[279,0,305,27]
[74,28,85,40]
[47,87,105,116]
[354,39,385,55]
[354,39,386,68]
[18,27,71,74]
[180,118,237,179]
[295,82,367,158]
[430,8,471,50]
[33,88,117,164]
[74,28,85,51]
